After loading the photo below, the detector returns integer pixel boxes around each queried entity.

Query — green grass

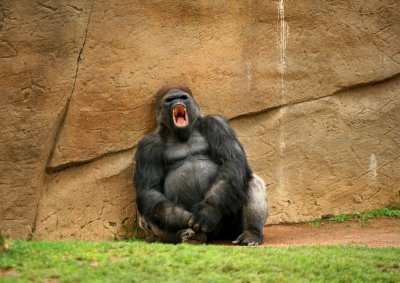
[309,218,322,228]
[1,240,399,282]
[328,208,400,226]
[309,207,400,228]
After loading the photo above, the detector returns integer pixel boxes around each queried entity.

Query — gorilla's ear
[155,84,193,102]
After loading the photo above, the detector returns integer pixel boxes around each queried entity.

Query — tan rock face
[34,150,136,240]
[1,0,399,239]
[46,0,279,169]
[0,1,93,238]
[48,0,400,168]
[232,75,400,223]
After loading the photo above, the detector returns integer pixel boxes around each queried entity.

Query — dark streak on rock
[46,146,135,174]
[37,0,58,11]
[331,72,400,95]
[230,72,400,122]
[67,4,84,13]
[46,0,94,170]
[45,72,400,173]
[32,1,95,236]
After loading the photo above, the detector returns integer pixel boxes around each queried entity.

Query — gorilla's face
[156,90,201,138]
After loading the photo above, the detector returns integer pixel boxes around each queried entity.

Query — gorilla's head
[155,84,202,141]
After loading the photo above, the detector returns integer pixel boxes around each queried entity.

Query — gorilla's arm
[134,134,192,230]
[189,115,252,233]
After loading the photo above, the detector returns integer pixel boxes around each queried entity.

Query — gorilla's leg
[138,213,207,244]
[233,174,268,246]
[177,229,207,244]
[138,212,176,243]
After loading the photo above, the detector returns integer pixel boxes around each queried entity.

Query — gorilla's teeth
[172,104,188,127]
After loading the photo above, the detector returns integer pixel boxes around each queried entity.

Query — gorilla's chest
[164,132,209,164]
[163,132,219,208]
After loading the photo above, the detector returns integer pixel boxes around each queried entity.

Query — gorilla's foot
[232,230,263,246]
[178,228,207,244]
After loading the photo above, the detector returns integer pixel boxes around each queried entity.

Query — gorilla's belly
[164,158,219,210]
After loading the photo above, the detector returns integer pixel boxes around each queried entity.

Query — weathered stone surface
[1,0,399,239]
[232,74,400,223]
[35,150,136,240]
[48,0,400,168]
[281,1,400,104]
[0,1,92,238]
[46,0,278,169]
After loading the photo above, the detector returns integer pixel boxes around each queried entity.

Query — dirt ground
[261,218,400,247]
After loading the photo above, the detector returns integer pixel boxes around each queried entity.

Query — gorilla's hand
[188,202,222,233]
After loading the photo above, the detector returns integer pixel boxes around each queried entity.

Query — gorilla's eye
[178,95,188,100]
[165,94,188,103]
[165,97,175,103]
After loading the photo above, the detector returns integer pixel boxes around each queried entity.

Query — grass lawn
[309,207,400,228]
[328,207,400,223]
[1,240,399,282]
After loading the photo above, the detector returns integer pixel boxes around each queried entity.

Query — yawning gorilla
[134,84,268,245]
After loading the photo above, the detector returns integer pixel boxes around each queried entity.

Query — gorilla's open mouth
[172,104,188,128]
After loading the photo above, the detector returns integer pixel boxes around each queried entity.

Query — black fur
[134,85,267,244]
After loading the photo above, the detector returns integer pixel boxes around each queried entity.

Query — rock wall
[1,0,399,239]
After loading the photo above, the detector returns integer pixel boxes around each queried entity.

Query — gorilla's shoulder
[136,133,164,156]
[201,114,230,128]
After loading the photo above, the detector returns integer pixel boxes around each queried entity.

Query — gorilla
[133,84,268,245]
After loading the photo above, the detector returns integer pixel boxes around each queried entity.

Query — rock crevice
[46,0,94,171]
